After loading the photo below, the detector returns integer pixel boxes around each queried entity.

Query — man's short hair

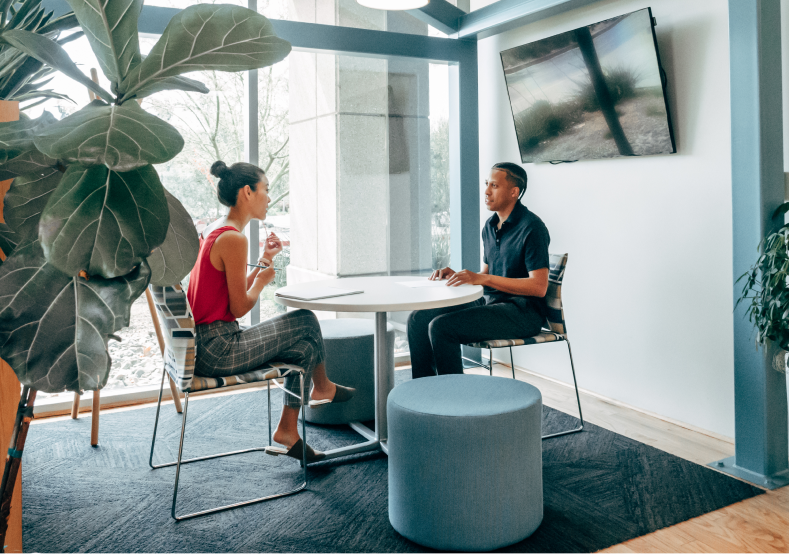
[491,162,527,200]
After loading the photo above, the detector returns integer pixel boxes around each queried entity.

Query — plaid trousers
[194,309,326,408]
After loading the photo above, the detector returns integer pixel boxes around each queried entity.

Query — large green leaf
[0,240,150,393]
[3,28,114,102]
[0,222,18,259]
[64,0,142,91]
[0,110,57,179]
[118,4,291,102]
[132,74,209,100]
[0,149,57,181]
[39,163,169,278]
[4,166,61,249]
[33,100,184,170]
[0,110,56,163]
[147,189,199,287]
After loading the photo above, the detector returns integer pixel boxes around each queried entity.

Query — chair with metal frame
[462,253,584,440]
[148,283,309,520]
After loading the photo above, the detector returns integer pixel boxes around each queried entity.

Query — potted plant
[0,3,81,550]
[0,1,291,548]
[737,202,789,372]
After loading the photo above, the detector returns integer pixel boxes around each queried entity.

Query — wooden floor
[473,361,789,554]
[34,362,789,553]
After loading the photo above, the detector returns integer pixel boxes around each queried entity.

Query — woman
[187,160,354,463]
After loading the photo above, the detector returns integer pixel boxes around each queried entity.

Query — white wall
[477,0,734,436]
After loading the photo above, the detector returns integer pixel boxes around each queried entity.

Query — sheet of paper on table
[397,280,450,288]
[276,287,363,301]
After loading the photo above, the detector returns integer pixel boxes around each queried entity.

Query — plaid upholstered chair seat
[466,330,564,349]
[190,362,303,392]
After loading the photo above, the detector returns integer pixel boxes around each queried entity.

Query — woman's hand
[254,266,276,287]
[263,232,282,260]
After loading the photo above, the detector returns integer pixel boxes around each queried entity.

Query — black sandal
[265,438,325,464]
[308,384,356,407]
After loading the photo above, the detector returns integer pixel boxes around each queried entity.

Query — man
[407,162,550,378]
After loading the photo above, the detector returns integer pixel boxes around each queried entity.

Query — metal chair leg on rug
[508,347,516,379]
[542,339,585,440]
[148,371,308,520]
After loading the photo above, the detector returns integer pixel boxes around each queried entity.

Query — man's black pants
[406,297,545,379]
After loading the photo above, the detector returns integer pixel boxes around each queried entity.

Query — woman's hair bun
[210,160,232,180]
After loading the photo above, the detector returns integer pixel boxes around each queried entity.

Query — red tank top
[187,226,239,325]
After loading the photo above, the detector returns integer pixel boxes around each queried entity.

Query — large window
[286,45,452,355]
[32,2,471,408]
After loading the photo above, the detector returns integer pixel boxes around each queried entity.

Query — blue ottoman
[304,318,395,425]
[387,374,543,551]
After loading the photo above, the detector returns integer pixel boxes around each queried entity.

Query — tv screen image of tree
[500,8,675,163]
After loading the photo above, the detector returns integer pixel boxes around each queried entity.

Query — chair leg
[509,347,516,379]
[152,372,309,520]
[171,391,190,520]
[149,368,168,469]
[461,354,492,373]
[542,339,584,440]
[168,375,183,414]
[71,392,80,419]
[90,390,100,447]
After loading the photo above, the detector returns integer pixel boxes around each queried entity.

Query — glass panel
[286,0,434,36]
[287,51,452,355]
[145,1,290,24]
[23,33,111,119]
[140,36,291,329]
[144,0,245,8]
[469,0,498,11]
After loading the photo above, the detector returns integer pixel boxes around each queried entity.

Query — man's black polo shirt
[482,201,550,318]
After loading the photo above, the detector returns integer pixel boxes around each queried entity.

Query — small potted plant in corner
[0,1,291,549]
[737,202,789,373]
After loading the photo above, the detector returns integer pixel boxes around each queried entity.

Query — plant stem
[0,387,37,553]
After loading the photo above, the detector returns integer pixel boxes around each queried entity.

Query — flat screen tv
[500,8,675,163]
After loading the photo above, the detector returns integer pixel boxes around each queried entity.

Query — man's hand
[263,232,283,260]
[445,269,487,287]
[430,267,455,281]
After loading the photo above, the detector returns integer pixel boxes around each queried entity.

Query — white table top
[274,275,484,313]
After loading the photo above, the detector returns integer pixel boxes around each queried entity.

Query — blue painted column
[717,0,789,489]
[449,41,481,365]
[449,42,480,273]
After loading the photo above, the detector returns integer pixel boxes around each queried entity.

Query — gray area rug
[23,371,762,553]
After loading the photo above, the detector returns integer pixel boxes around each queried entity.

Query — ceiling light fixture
[356,0,429,10]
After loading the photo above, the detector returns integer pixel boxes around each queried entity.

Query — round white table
[275,275,483,460]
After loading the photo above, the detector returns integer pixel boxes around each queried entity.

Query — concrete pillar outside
[287,1,430,289]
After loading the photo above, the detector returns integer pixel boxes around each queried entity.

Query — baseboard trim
[487,356,735,446]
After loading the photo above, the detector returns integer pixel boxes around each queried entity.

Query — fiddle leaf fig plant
[0,1,292,393]
[0,110,57,180]
[0,240,151,392]
[33,99,185,170]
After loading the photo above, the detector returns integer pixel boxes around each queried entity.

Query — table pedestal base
[315,312,392,461]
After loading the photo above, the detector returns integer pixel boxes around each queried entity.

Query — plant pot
[0,99,23,554]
